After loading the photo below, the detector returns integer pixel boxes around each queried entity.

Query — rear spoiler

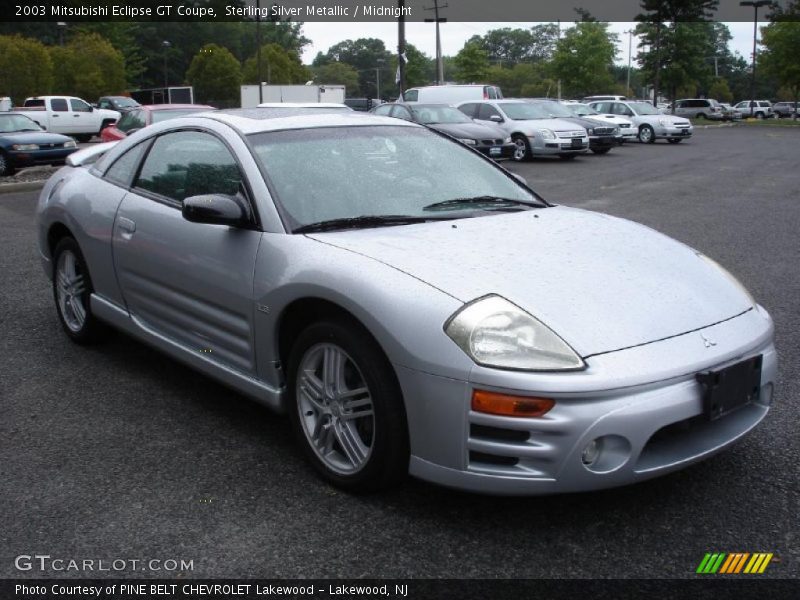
[66,141,118,168]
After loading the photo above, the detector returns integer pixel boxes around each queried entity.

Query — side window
[98,100,111,110]
[457,103,477,118]
[104,142,149,187]
[485,86,497,100]
[117,110,146,133]
[391,106,413,121]
[70,98,92,112]
[134,131,243,204]
[477,104,500,120]
[594,102,609,113]
[614,103,633,116]
[373,104,393,116]
[50,98,68,112]
[403,89,418,102]
[675,101,684,109]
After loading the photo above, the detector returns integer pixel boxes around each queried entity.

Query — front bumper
[656,125,693,139]
[535,135,590,155]
[398,307,776,495]
[8,148,77,168]
[475,142,516,160]
[588,135,617,149]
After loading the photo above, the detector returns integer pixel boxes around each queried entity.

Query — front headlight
[504,136,512,144]
[697,253,756,308]
[587,128,594,135]
[458,138,477,145]
[63,140,77,148]
[12,143,39,151]
[537,129,556,140]
[658,119,668,126]
[444,295,585,371]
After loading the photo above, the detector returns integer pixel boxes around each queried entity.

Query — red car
[100,104,214,142]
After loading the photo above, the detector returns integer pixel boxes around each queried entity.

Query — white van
[0,97,12,111]
[403,84,503,103]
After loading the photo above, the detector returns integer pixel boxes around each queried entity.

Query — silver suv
[673,98,724,120]
[733,100,773,119]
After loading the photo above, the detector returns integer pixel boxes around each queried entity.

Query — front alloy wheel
[288,320,409,492]
[0,151,15,177]
[639,124,655,143]
[52,237,106,344]
[512,135,530,161]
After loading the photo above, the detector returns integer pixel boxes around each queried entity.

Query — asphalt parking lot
[1,126,798,580]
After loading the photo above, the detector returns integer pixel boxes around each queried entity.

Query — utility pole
[740,0,770,118]
[624,29,633,97]
[398,0,407,96]
[162,40,171,89]
[256,0,263,104]
[424,0,447,85]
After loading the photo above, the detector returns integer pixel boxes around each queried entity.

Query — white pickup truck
[13,96,120,142]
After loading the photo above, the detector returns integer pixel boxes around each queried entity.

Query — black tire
[755,112,765,120]
[99,120,115,134]
[287,319,409,493]
[74,134,92,143]
[0,150,16,177]
[511,134,531,162]
[558,153,577,160]
[591,147,612,154]
[696,113,706,120]
[639,124,656,144]
[51,237,107,344]
[667,138,683,144]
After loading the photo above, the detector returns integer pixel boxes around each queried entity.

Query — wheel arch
[47,221,75,258]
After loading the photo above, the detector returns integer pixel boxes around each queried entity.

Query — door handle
[73,114,80,117]
[118,217,136,234]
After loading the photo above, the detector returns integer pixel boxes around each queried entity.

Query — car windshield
[499,103,554,120]
[529,101,574,118]
[113,98,140,108]
[151,109,207,123]
[630,102,660,115]
[0,114,42,132]
[565,104,598,117]
[249,125,544,231]
[410,105,472,124]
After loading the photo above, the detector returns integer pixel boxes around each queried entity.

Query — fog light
[581,439,602,465]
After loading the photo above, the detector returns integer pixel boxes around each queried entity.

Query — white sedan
[589,100,694,143]
[563,102,637,143]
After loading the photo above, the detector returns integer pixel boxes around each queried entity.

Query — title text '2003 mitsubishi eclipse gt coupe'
[36,110,777,495]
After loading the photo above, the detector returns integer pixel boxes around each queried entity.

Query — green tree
[452,42,490,83]
[550,22,618,98]
[486,63,548,98]
[314,38,393,98]
[760,21,800,118]
[76,23,147,89]
[242,43,309,84]
[50,33,126,99]
[186,44,242,107]
[708,77,733,102]
[0,35,53,103]
[312,62,360,95]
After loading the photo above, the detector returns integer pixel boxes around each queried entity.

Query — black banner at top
[2,0,799,22]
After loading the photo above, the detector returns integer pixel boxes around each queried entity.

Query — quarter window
[134,131,243,204]
[104,142,149,187]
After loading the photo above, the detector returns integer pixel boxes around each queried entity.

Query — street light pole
[624,29,633,97]
[257,0,263,104]
[162,40,171,89]
[740,0,770,118]
[424,0,447,85]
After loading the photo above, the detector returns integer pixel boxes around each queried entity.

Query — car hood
[429,121,507,140]
[308,206,752,357]
[637,114,691,126]
[1,131,74,144]
[560,116,617,131]
[511,117,585,134]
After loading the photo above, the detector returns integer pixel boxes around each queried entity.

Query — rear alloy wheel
[511,135,531,162]
[0,151,16,177]
[591,147,612,154]
[287,320,409,492]
[639,124,655,143]
[667,138,683,144]
[52,237,106,344]
[755,112,765,120]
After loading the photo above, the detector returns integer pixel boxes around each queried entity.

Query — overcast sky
[299,21,765,66]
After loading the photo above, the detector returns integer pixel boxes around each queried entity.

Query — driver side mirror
[182,194,248,227]
[489,114,504,123]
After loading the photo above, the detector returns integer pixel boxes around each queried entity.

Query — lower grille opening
[469,451,519,467]
[470,424,529,443]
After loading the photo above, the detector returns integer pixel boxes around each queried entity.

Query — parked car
[257,102,352,112]
[403,84,504,104]
[344,98,382,112]
[733,100,773,119]
[562,102,637,143]
[36,110,777,494]
[582,95,627,103]
[13,96,120,142]
[589,100,693,143]
[718,103,743,121]
[0,97,12,111]
[370,102,514,160]
[673,99,724,120]
[522,99,619,154]
[96,96,141,113]
[0,112,77,176]
[457,100,588,161]
[100,104,214,142]
[772,101,799,118]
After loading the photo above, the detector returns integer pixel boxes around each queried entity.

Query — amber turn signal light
[471,389,555,418]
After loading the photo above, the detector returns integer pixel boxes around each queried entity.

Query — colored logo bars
[696,552,774,574]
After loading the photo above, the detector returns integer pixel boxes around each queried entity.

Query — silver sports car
[36,110,777,495]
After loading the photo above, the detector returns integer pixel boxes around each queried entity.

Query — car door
[46,98,71,133]
[112,129,263,376]
[475,103,503,125]
[69,98,95,134]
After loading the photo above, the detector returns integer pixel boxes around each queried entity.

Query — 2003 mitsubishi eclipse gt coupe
[36,109,777,494]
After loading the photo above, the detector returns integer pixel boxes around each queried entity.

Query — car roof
[141,104,213,111]
[185,109,420,135]
[256,102,350,108]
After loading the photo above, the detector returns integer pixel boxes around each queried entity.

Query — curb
[0,180,47,194]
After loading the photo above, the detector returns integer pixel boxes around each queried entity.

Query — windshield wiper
[423,196,538,212]
[294,214,451,234]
